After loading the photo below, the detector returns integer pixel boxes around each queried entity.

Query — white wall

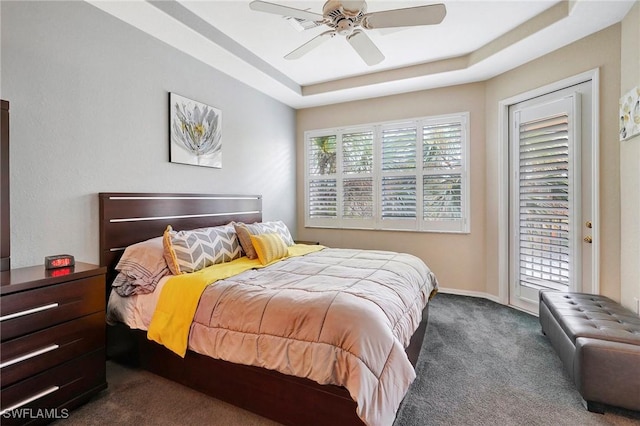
[1,1,297,268]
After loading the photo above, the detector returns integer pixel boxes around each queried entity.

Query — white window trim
[305,112,470,234]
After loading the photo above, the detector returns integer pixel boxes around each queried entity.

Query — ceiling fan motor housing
[323,0,366,35]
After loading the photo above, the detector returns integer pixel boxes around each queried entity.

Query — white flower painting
[170,93,222,168]
[619,86,640,142]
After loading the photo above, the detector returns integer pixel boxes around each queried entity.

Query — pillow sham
[248,220,295,246]
[249,233,288,265]
[163,224,242,274]
[112,236,170,297]
[238,220,294,249]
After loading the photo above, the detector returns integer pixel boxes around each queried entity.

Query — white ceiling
[88,0,635,109]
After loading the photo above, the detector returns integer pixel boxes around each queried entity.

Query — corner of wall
[619,2,640,313]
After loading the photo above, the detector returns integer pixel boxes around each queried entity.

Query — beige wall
[297,83,487,294]
[485,24,622,301]
[298,23,626,304]
[620,2,640,313]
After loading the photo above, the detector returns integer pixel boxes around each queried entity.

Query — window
[305,113,469,233]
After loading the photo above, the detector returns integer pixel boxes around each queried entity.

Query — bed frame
[99,192,429,426]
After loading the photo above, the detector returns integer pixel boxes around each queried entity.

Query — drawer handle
[0,344,60,369]
[0,386,59,415]
[0,303,59,322]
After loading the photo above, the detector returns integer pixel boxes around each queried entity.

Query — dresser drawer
[0,350,106,425]
[0,312,105,387]
[0,275,104,341]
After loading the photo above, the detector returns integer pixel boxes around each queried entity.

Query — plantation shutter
[305,112,469,232]
[308,135,337,220]
[517,113,571,290]
[342,131,374,219]
[381,125,417,221]
[422,122,463,222]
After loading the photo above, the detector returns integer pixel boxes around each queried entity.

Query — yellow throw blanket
[147,244,324,357]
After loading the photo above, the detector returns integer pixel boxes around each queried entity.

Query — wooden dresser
[0,262,107,424]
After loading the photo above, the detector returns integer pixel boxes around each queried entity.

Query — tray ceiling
[88,0,635,108]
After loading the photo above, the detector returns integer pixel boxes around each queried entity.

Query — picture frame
[169,93,222,168]
[619,86,640,142]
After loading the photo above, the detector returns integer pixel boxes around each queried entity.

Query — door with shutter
[508,82,594,313]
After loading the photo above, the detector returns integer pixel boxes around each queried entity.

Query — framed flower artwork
[619,86,640,142]
[169,93,222,168]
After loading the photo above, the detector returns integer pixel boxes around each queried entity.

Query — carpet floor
[58,293,640,425]
[393,294,639,426]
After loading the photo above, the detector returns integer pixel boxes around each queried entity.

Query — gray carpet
[59,294,640,425]
[394,294,640,426]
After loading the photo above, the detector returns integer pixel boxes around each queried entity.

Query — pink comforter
[188,248,438,426]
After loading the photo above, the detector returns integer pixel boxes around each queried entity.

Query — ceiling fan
[249,0,446,66]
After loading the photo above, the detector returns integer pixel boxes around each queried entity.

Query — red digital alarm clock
[44,254,75,269]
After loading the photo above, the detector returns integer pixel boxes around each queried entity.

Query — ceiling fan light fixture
[335,18,355,35]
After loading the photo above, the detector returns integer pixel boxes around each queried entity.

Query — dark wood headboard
[99,193,262,284]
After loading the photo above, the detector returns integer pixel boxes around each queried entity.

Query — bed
[99,192,438,426]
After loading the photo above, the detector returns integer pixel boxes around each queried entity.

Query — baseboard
[437,287,502,304]
[437,287,539,317]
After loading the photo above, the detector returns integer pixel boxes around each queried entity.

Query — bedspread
[147,244,324,356]
[187,247,438,426]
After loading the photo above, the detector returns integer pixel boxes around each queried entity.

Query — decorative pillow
[163,224,242,274]
[249,233,288,265]
[246,220,295,246]
[112,236,171,297]
[234,222,258,260]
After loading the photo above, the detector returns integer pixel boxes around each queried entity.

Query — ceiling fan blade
[285,31,335,60]
[249,1,324,22]
[361,4,446,29]
[346,30,384,66]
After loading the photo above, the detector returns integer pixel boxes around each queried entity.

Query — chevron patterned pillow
[245,220,294,246]
[163,224,242,274]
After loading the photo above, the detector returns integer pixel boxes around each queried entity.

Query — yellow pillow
[249,233,288,265]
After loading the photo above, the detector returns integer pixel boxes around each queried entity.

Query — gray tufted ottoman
[539,291,640,413]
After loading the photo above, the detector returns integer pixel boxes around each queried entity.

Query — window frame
[304,112,470,234]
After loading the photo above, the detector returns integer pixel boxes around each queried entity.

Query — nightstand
[0,262,107,424]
